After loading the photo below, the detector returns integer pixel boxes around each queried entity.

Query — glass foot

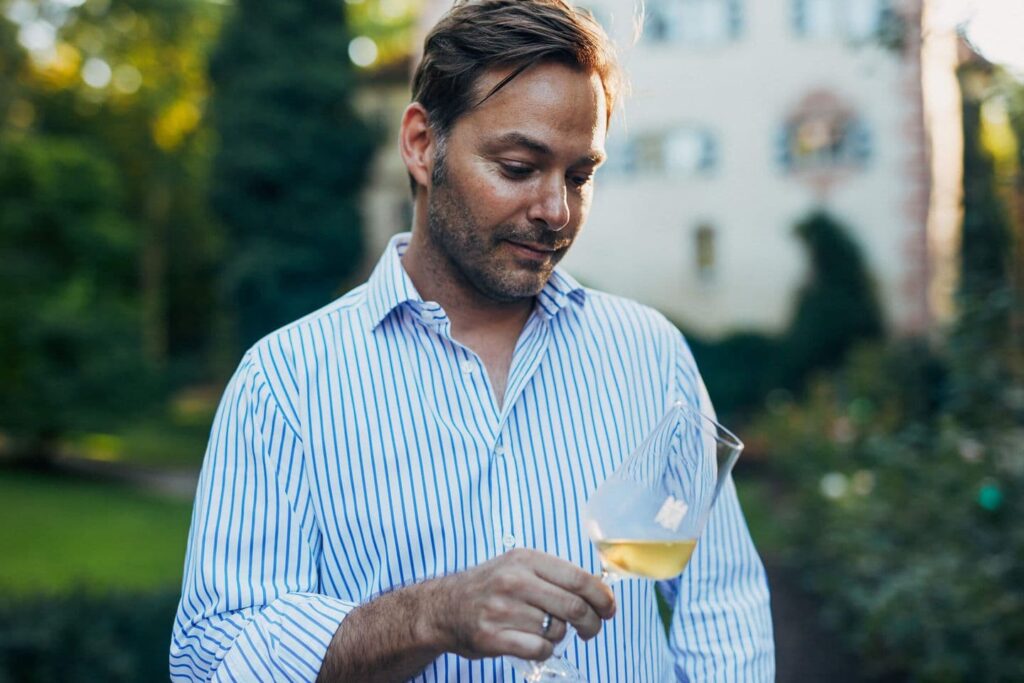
[508,655,587,682]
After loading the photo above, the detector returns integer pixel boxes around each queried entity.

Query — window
[777,91,871,173]
[665,128,717,173]
[694,224,716,281]
[645,0,743,45]
[605,127,717,176]
[792,0,885,41]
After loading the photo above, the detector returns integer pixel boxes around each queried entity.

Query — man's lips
[504,240,560,261]
[508,240,555,253]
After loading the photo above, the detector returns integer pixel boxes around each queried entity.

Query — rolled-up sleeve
[662,333,775,681]
[170,351,356,681]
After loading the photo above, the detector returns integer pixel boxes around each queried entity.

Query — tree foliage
[0,0,227,455]
[209,0,377,350]
[947,62,1019,429]
[0,136,152,457]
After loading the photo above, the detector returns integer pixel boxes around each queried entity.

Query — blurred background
[0,0,1021,680]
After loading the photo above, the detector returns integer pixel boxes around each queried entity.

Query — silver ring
[541,612,553,636]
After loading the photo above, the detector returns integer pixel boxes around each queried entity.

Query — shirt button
[495,444,509,458]
[460,360,475,374]
[502,534,517,549]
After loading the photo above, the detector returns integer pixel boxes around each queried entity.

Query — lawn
[0,468,779,596]
[0,470,193,594]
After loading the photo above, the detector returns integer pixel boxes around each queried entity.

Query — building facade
[364,0,962,338]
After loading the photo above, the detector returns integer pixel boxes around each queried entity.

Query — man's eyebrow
[488,131,606,166]
[490,132,553,157]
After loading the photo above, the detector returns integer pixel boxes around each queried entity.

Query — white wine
[595,539,697,579]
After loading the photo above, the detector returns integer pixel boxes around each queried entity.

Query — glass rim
[671,400,745,453]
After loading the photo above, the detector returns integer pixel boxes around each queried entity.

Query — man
[170,0,775,680]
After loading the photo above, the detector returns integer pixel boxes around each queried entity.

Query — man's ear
[399,103,436,193]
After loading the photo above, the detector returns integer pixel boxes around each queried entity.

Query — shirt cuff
[214,593,357,682]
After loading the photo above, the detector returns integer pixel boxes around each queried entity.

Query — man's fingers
[510,568,606,639]
[453,549,615,657]
[522,606,567,643]
[530,556,616,620]
[542,614,568,643]
[540,590,602,639]
[492,630,555,662]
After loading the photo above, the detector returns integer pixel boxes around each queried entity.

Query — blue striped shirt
[171,233,775,682]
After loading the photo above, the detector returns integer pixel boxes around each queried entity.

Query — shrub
[780,211,885,392]
[684,330,782,423]
[0,590,180,683]
[754,339,1024,681]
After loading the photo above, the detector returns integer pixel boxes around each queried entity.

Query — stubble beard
[425,154,565,304]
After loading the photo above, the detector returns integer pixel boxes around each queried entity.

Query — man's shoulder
[575,287,681,338]
[246,283,371,365]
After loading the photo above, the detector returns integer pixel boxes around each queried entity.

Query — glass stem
[600,568,621,586]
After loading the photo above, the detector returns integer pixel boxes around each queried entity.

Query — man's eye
[500,163,533,178]
[571,173,594,188]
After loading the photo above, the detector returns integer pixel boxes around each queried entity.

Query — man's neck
[401,230,535,409]
[400,233,534,342]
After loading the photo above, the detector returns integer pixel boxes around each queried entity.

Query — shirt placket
[489,313,553,556]
[489,434,523,555]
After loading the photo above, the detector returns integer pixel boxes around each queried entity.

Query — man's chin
[476,273,549,303]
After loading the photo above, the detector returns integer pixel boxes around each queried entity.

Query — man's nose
[528,175,571,232]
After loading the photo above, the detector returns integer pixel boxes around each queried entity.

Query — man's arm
[170,351,358,681]
[663,332,775,681]
[316,549,616,682]
[661,476,775,681]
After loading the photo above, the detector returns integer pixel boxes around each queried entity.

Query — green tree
[0,13,25,124]
[781,210,885,391]
[0,137,152,462]
[209,0,376,351]
[35,0,226,376]
[3,0,227,381]
[949,63,1018,427]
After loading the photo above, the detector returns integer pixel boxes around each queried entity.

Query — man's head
[399,0,621,304]
[410,0,621,194]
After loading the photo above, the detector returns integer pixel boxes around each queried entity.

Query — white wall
[562,0,924,336]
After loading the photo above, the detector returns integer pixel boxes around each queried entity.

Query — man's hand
[427,548,616,662]
[316,549,615,682]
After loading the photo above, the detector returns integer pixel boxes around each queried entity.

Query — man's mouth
[508,240,556,253]
[504,240,560,261]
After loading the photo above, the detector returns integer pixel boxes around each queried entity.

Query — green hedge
[0,591,179,683]
[753,340,1024,681]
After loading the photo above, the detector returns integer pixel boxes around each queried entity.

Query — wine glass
[509,400,744,682]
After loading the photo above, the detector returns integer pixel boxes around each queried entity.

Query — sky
[934,0,1024,75]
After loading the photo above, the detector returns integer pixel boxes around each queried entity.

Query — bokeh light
[81,57,111,88]
[348,35,378,67]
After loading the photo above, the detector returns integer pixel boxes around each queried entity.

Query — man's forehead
[467,62,608,120]
[451,62,608,153]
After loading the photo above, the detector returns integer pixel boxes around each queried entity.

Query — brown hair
[412,0,621,142]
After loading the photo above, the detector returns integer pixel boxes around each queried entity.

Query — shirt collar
[534,265,587,320]
[365,232,587,331]
[364,233,424,331]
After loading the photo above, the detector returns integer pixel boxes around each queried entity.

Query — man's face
[424,62,608,303]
